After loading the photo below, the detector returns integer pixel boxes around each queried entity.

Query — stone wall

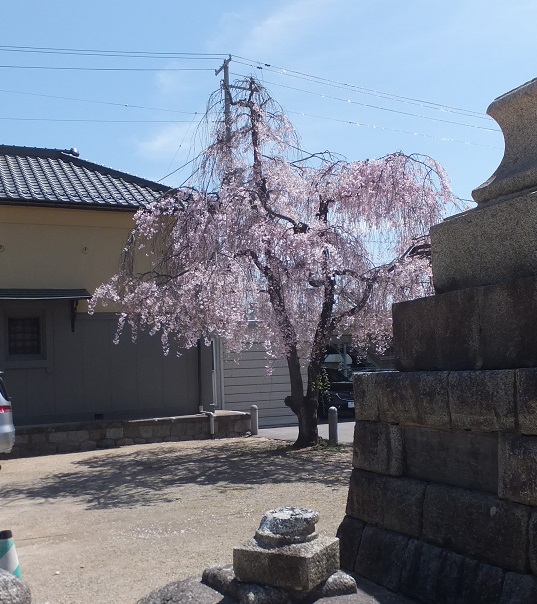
[1,411,251,458]
[337,369,537,603]
[338,78,537,604]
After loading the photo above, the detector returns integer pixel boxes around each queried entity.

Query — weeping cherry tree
[92,77,454,447]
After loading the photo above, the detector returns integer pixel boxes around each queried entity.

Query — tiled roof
[0,145,171,210]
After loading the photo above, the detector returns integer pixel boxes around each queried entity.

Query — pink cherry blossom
[91,77,457,447]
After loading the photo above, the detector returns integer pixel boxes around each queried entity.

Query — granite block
[352,421,403,476]
[422,483,529,572]
[403,426,498,493]
[346,470,425,538]
[448,370,516,432]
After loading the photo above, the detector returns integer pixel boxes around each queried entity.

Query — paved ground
[2,437,356,604]
[258,418,355,444]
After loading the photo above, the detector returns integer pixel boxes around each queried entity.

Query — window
[2,308,49,368]
[8,317,41,355]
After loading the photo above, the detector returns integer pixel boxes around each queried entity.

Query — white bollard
[250,405,259,436]
[328,406,338,446]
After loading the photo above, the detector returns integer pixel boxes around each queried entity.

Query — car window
[0,377,11,401]
[324,367,350,382]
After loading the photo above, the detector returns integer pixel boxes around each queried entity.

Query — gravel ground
[1,437,352,604]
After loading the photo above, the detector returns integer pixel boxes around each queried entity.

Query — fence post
[328,406,338,445]
[250,405,259,436]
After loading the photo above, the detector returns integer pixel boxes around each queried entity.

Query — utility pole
[215,55,232,150]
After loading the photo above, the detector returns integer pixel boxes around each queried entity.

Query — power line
[0,45,226,60]
[0,65,213,72]
[0,117,201,123]
[286,110,502,149]
[252,76,499,132]
[232,56,490,120]
[0,88,201,115]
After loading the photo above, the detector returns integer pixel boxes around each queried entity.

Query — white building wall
[222,346,298,428]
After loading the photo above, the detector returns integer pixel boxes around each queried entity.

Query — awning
[0,289,92,300]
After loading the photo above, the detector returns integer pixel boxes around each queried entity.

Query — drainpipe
[197,339,203,413]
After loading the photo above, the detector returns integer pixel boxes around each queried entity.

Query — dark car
[318,367,354,418]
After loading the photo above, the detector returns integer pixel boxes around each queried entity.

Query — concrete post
[328,407,338,445]
[250,405,259,435]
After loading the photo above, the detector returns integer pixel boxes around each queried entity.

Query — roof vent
[64,147,79,157]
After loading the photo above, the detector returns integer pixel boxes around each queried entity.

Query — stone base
[137,573,415,604]
[203,565,357,603]
[233,535,340,593]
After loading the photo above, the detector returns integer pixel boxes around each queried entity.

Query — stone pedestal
[338,78,537,604]
[204,507,357,603]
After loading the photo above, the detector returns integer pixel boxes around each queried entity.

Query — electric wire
[232,56,489,120]
[0,65,213,72]
[0,88,201,114]
[230,71,499,133]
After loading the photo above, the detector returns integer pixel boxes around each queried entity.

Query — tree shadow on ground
[3,439,352,510]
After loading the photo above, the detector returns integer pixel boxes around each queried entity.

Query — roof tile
[0,145,170,210]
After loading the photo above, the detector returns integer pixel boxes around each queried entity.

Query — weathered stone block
[352,421,403,476]
[517,368,537,435]
[48,431,67,443]
[139,426,154,439]
[478,277,537,370]
[170,422,186,437]
[500,572,537,604]
[422,483,529,572]
[431,192,537,293]
[354,525,409,592]
[527,511,537,575]
[395,277,537,372]
[448,370,516,432]
[353,373,380,421]
[346,470,425,538]
[123,423,142,439]
[80,440,97,451]
[499,434,537,505]
[233,535,339,593]
[29,432,47,444]
[149,423,172,438]
[116,438,134,447]
[404,426,498,493]
[105,427,123,440]
[97,438,116,449]
[67,430,90,443]
[393,288,481,371]
[56,442,81,453]
[88,428,106,440]
[336,516,365,571]
[400,539,505,604]
[354,371,450,428]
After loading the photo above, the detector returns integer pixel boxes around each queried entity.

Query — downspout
[197,339,203,413]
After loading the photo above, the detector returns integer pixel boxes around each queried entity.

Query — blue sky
[1,1,536,204]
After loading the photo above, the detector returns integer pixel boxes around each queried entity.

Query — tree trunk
[294,392,319,448]
[284,349,319,448]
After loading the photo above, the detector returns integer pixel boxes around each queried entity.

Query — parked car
[318,367,354,419]
[0,375,15,454]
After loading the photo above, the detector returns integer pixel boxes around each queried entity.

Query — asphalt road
[258,419,355,444]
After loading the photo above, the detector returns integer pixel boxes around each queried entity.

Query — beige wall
[0,205,137,312]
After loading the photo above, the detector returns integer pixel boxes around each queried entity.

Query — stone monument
[337,78,537,603]
[203,507,357,603]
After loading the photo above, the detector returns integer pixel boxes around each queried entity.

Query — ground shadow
[3,439,352,510]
